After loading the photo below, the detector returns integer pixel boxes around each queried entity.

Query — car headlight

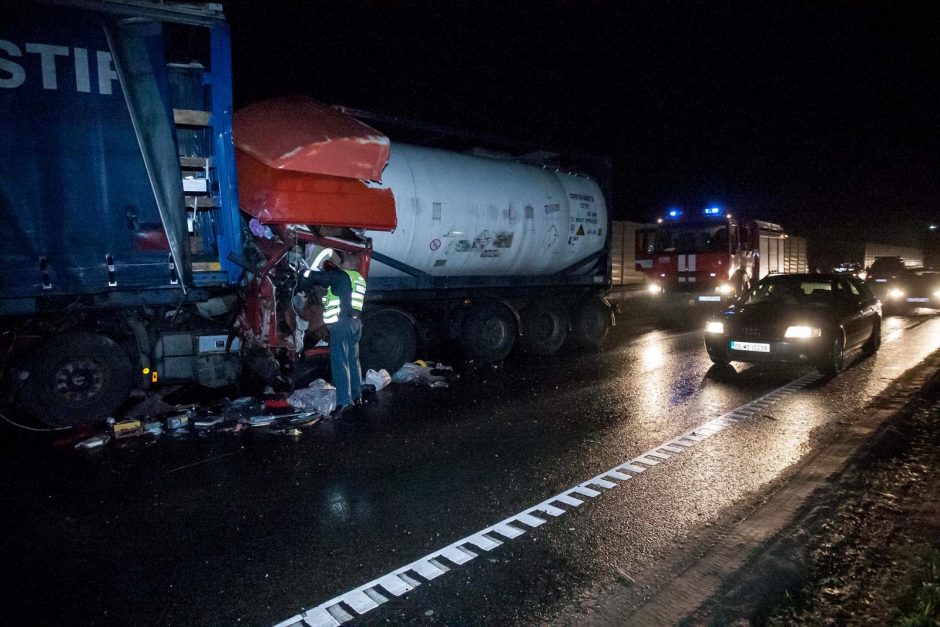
[648,283,663,294]
[705,321,724,334]
[887,288,905,300]
[934,289,940,299]
[715,283,734,294]
[784,325,822,338]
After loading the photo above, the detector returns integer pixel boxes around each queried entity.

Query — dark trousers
[329,315,362,406]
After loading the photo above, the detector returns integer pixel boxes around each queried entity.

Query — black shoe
[329,404,349,418]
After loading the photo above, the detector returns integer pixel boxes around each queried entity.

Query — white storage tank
[369,143,608,279]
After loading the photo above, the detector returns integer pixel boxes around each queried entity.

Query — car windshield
[744,276,851,307]
[654,225,728,253]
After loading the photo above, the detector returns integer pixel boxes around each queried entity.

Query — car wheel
[861,318,881,355]
[708,352,730,366]
[818,334,845,376]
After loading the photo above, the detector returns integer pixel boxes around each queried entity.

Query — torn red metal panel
[233,96,390,181]
[236,150,397,231]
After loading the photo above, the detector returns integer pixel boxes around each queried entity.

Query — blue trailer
[0,1,246,425]
[1,2,396,427]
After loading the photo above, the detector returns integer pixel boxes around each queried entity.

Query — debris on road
[391,361,458,388]
[287,379,337,415]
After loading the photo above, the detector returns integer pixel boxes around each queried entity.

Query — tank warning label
[544,203,561,214]
[569,193,595,202]
[481,250,499,258]
[430,238,441,251]
[494,232,514,248]
[453,240,472,253]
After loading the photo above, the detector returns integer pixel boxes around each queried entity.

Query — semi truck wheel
[23,332,134,427]
[570,295,611,348]
[361,309,417,374]
[461,302,517,362]
[521,300,568,355]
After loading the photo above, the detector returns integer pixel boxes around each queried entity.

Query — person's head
[338,252,360,270]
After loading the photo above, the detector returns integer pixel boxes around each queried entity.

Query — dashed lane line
[272,318,921,627]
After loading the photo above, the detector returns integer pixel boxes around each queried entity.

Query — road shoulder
[571,349,940,626]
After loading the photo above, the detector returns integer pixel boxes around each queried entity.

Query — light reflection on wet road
[1,314,938,626]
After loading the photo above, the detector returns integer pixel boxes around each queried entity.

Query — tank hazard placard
[440,229,514,259]
[568,192,602,245]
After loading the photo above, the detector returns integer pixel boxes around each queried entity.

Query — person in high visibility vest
[299,250,366,416]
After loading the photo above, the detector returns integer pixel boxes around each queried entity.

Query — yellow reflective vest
[322,270,366,324]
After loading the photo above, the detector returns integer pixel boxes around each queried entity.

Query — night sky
[226,1,937,247]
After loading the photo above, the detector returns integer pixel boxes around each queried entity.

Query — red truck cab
[637,208,806,311]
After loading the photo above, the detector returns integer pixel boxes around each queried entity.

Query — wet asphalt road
[2,312,940,626]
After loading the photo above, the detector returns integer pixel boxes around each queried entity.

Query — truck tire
[570,295,611,349]
[461,302,517,362]
[521,300,568,355]
[22,332,135,427]
[361,308,417,374]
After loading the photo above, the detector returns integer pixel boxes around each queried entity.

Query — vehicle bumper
[705,335,829,365]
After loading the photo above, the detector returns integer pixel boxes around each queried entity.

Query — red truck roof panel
[236,150,397,231]
[233,97,390,181]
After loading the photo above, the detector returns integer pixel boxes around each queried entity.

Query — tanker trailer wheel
[570,295,612,349]
[461,302,517,362]
[22,332,134,427]
[361,308,417,374]
[521,300,568,355]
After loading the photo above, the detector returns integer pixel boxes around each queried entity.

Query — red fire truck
[637,208,807,312]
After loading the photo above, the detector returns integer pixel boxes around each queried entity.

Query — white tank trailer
[362,142,614,371]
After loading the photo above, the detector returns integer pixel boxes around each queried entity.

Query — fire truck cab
[638,208,805,311]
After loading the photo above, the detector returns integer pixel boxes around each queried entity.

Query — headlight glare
[705,321,724,334]
[648,283,663,294]
[887,288,904,300]
[715,283,734,294]
[784,325,822,338]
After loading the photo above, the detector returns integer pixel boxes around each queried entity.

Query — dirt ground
[694,369,940,626]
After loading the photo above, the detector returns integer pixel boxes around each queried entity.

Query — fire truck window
[655,225,728,253]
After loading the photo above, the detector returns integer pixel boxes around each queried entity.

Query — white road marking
[271,369,832,626]
[271,320,936,626]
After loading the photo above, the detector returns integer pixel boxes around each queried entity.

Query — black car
[704,273,881,375]
[866,257,940,312]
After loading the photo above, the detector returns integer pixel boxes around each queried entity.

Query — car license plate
[698,295,721,302]
[731,340,770,352]
[906,297,929,303]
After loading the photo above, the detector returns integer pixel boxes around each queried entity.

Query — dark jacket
[300,269,354,318]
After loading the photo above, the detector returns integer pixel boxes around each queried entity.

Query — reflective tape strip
[300,607,341,627]
[439,545,476,565]
[555,493,584,507]
[619,463,647,473]
[376,574,413,596]
[465,533,502,551]
[531,504,565,517]
[341,590,380,614]
[516,511,549,526]
[490,522,525,539]
[408,559,448,580]
[571,485,601,498]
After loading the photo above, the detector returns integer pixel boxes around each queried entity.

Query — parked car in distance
[704,273,881,375]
